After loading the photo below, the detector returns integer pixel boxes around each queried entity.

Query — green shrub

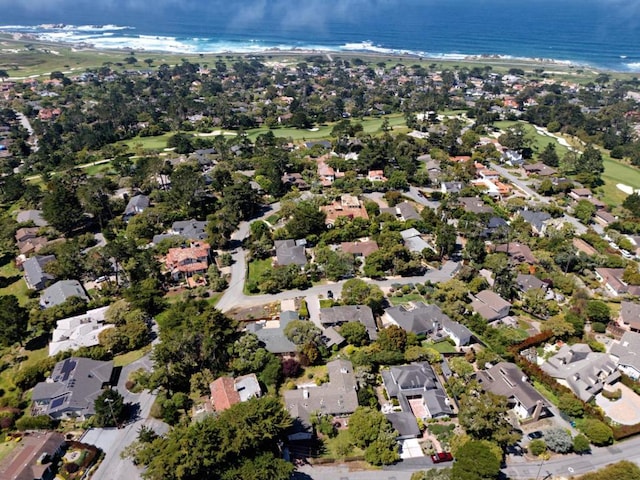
[528,439,547,456]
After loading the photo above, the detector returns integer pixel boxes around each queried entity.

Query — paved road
[406,186,441,211]
[219,260,460,313]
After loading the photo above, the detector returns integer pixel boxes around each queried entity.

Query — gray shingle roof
[274,239,307,266]
[171,219,208,241]
[124,194,150,217]
[518,210,551,233]
[40,280,88,309]
[246,312,298,354]
[610,331,640,375]
[16,209,49,227]
[32,357,113,419]
[320,305,378,340]
[22,254,55,290]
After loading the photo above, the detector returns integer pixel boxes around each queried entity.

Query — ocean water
[1,0,639,71]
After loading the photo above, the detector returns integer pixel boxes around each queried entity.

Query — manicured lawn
[0,262,30,306]
[600,155,640,207]
[424,340,458,354]
[113,345,152,367]
[319,299,335,309]
[494,121,569,158]
[83,162,113,176]
[118,133,174,151]
[389,293,427,306]
[245,258,272,294]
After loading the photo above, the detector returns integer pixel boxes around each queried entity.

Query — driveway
[596,384,640,425]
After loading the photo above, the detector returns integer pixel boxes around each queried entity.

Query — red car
[431,452,454,463]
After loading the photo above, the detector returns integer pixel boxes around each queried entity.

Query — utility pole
[104,397,118,428]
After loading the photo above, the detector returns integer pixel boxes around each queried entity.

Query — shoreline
[0,28,624,75]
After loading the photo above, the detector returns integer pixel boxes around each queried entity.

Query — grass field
[0,439,19,463]
[389,292,427,306]
[113,345,152,368]
[0,262,30,306]
[424,340,458,354]
[494,120,570,158]
[245,258,272,294]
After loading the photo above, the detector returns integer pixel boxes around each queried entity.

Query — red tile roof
[209,376,241,412]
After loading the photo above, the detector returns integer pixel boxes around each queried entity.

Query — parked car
[527,431,543,440]
[431,452,454,463]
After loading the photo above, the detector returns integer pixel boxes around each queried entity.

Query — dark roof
[171,219,208,241]
[458,197,494,215]
[518,210,551,233]
[39,280,88,309]
[384,302,450,335]
[22,254,55,290]
[516,274,546,292]
[32,357,113,418]
[386,412,420,438]
[284,359,358,426]
[274,239,307,266]
[396,201,421,221]
[382,362,452,418]
[476,362,548,412]
[124,194,150,216]
[16,209,49,227]
[246,313,298,354]
[320,305,378,340]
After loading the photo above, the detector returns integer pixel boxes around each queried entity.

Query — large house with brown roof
[165,242,210,280]
[494,242,537,264]
[209,374,262,412]
[471,290,512,322]
[619,301,640,332]
[321,195,369,226]
[595,268,640,297]
[340,240,379,258]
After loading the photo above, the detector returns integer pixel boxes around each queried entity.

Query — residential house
[22,254,55,290]
[40,280,89,309]
[502,150,525,167]
[569,188,593,202]
[518,210,552,236]
[170,219,208,241]
[619,301,640,332]
[340,240,379,258]
[541,344,619,402]
[495,242,537,264]
[284,359,358,428]
[246,311,298,355]
[573,238,598,256]
[523,162,557,177]
[321,195,369,226]
[16,209,49,227]
[0,431,65,480]
[49,306,114,357]
[481,216,509,239]
[383,302,472,347]
[457,197,494,215]
[367,170,387,182]
[319,305,378,341]
[123,194,150,221]
[274,239,307,267]
[595,268,640,297]
[610,331,640,380]
[281,172,310,190]
[382,362,452,421]
[31,357,114,419]
[395,202,421,221]
[515,274,548,294]
[209,374,262,412]
[386,411,422,440]
[165,242,210,280]
[594,210,616,227]
[476,362,549,421]
[441,181,465,195]
[471,290,512,322]
[400,228,433,254]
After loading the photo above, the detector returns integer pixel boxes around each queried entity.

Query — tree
[558,392,584,417]
[545,314,575,338]
[579,461,640,480]
[411,469,452,480]
[580,418,613,446]
[0,295,28,347]
[341,279,385,313]
[340,321,369,346]
[586,300,611,323]
[544,428,573,453]
[574,199,596,224]
[572,434,591,454]
[539,142,559,167]
[623,193,640,217]
[458,391,518,446]
[377,325,408,352]
[285,201,326,238]
[94,389,125,427]
[348,406,399,465]
[528,439,547,456]
[436,223,457,259]
[283,320,324,347]
[42,177,85,234]
[451,440,501,480]
[499,124,532,153]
